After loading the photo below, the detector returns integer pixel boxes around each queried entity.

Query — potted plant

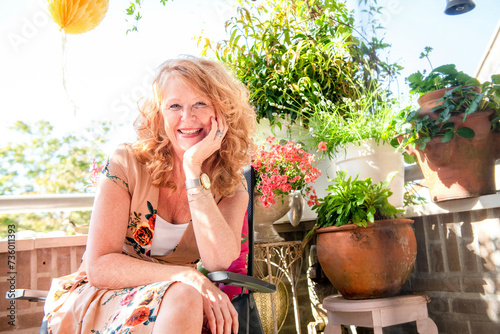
[199,0,401,130]
[305,171,417,299]
[251,136,321,241]
[304,82,406,207]
[200,0,359,127]
[396,62,500,202]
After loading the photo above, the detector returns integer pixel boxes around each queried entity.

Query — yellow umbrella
[48,0,109,35]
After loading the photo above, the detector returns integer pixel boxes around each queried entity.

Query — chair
[6,166,275,334]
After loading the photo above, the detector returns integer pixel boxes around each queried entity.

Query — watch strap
[185,178,202,190]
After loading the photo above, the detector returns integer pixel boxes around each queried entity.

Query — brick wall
[0,236,87,333]
[403,208,500,334]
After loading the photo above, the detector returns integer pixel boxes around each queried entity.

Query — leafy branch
[125,0,171,34]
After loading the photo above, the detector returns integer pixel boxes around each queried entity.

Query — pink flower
[251,137,321,208]
[90,159,102,186]
[120,290,137,306]
[266,135,276,144]
[317,142,327,152]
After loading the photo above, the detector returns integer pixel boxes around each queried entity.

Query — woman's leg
[153,282,204,333]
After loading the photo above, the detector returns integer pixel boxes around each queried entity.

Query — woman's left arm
[188,182,248,272]
[183,115,248,272]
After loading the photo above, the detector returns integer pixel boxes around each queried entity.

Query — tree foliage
[0,121,110,237]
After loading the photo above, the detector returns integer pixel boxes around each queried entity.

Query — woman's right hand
[191,272,239,334]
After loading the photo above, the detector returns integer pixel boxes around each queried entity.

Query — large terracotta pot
[405,87,498,202]
[316,219,416,300]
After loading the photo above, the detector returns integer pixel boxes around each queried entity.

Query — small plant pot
[316,219,416,299]
[334,139,405,207]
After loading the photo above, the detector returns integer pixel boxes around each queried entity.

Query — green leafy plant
[407,63,480,96]
[305,80,401,158]
[199,0,401,127]
[396,54,500,151]
[200,0,359,124]
[313,170,402,229]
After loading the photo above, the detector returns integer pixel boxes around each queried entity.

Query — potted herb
[305,171,416,299]
[304,82,406,207]
[396,61,500,202]
[251,136,321,241]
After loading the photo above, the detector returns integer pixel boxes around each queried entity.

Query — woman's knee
[153,283,203,333]
[161,283,203,314]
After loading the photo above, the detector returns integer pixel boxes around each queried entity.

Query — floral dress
[43,144,249,333]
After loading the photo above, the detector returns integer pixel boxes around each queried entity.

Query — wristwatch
[185,173,211,190]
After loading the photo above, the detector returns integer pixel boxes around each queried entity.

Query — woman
[44,57,257,334]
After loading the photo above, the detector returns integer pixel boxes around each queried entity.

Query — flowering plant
[89,158,102,187]
[251,136,322,208]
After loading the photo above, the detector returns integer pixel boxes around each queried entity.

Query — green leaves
[0,121,110,195]
[125,0,171,34]
[199,0,362,125]
[408,63,480,96]
[456,126,475,138]
[313,170,402,228]
[396,72,498,150]
[0,120,112,238]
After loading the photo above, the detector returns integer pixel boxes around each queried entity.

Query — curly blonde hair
[132,56,256,197]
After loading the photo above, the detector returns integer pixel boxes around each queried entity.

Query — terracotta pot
[316,219,416,300]
[404,87,497,202]
[495,131,500,160]
[417,86,482,118]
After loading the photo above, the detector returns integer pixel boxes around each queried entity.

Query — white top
[150,215,189,257]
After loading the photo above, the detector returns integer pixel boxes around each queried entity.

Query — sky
[1,0,499,152]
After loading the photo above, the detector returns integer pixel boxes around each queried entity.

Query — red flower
[89,159,102,186]
[134,226,153,246]
[124,306,150,327]
[266,135,276,144]
[148,214,156,230]
[252,137,321,208]
[317,141,327,152]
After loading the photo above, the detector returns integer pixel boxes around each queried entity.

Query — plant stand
[253,241,304,334]
[322,293,438,334]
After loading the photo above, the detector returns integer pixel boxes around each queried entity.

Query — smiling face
[160,77,216,156]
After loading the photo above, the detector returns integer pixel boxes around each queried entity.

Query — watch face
[201,173,211,189]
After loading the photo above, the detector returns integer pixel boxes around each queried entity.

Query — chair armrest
[208,271,276,293]
[5,289,48,302]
